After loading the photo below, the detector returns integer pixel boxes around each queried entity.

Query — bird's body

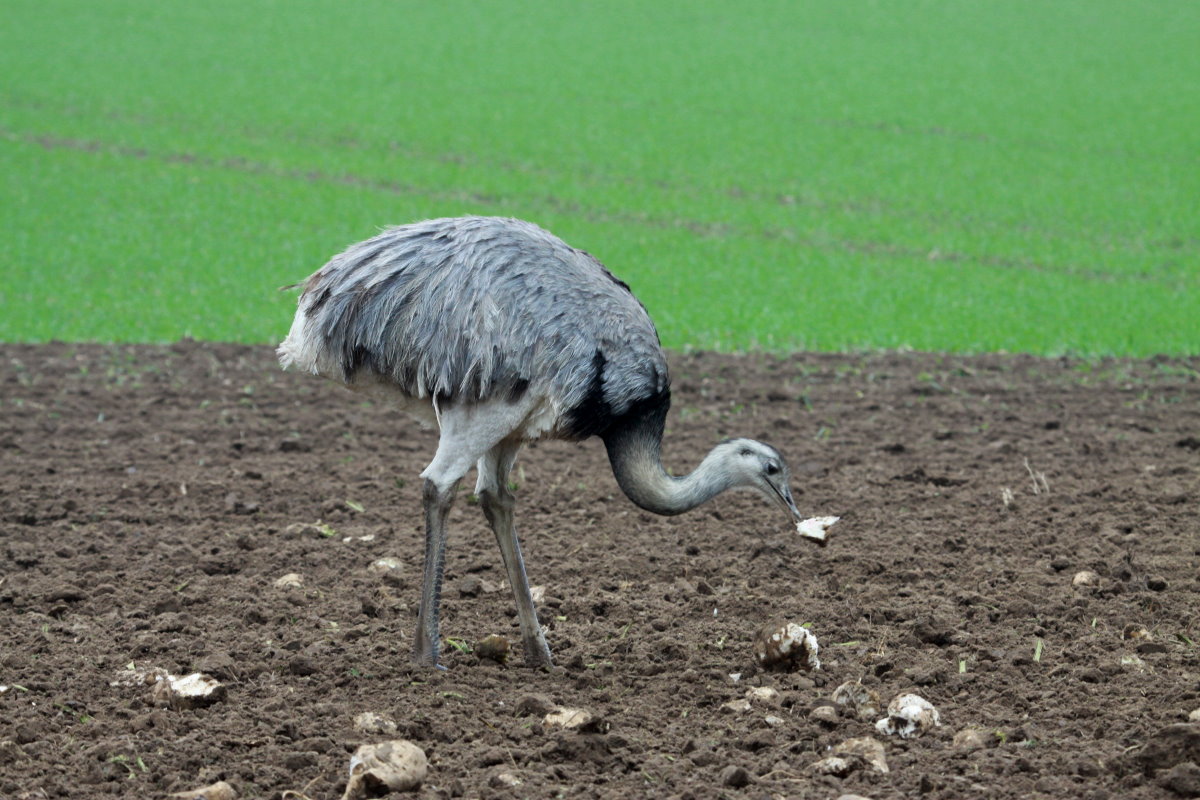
[279,216,667,441]
[280,216,824,669]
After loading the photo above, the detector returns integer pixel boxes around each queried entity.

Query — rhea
[279,216,830,669]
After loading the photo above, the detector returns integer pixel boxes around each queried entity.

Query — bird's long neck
[602,406,732,516]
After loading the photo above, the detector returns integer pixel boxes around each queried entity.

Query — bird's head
[715,438,824,544]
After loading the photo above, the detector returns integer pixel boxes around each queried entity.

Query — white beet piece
[875,693,941,738]
[342,740,428,799]
[796,515,840,544]
[753,622,820,672]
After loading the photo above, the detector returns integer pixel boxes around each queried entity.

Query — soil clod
[475,634,510,663]
[753,621,820,672]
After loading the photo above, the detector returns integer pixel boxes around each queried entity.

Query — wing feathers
[278,217,668,428]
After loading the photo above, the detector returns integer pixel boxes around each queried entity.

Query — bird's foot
[523,642,556,671]
[411,646,448,671]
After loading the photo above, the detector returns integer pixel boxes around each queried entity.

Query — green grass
[1,0,1197,355]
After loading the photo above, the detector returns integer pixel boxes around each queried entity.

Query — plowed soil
[2,342,1198,799]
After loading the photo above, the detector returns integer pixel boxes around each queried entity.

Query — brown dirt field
[1,342,1198,800]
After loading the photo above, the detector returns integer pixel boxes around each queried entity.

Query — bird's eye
[765,462,780,476]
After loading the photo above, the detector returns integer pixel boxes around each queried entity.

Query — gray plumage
[279,216,666,437]
[279,216,820,670]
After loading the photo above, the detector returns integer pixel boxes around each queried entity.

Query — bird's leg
[479,485,554,668]
[477,442,553,669]
[412,477,458,669]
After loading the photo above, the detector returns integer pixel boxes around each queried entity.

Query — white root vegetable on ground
[151,672,226,710]
[875,693,940,738]
[753,622,820,672]
[796,515,840,544]
[342,740,427,799]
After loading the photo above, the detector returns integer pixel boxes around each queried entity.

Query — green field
[2,1,1197,355]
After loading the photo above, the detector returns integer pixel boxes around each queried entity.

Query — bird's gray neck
[603,416,732,516]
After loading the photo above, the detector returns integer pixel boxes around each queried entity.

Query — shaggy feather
[278,216,668,441]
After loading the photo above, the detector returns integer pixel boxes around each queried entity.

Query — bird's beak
[772,484,820,546]
[778,485,803,524]
[773,484,830,547]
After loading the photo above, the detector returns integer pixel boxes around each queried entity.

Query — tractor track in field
[6,124,1195,291]
[5,90,1199,262]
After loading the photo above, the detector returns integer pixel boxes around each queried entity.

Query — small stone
[953,728,990,751]
[753,621,820,672]
[764,715,785,727]
[722,698,752,713]
[875,693,940,739]
[834,737,889,774]
[1189,710,1200,724]
[476,634,510,664]
[273,573,304,590]
[1123,624,1152,641]
[367,558,405,585]
[1072,570,1101,588]
[810,705,839,725]
[353,712,398,735]
[543,707,599,731]
[458,575,483,597]
[489,771,522,789]
[745,686,780,705]
[343,740,428,798]
[1147,577,1169,592]
[1121,654,1149,671]
[720,765,752,788]
[811,756,856,777]
[170,781,238,800]
[283,522,326,538]
[832,680,881,721]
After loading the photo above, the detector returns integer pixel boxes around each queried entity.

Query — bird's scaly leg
[480,487,553,668]
[479,443,553,669]
[412,477,457,668]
